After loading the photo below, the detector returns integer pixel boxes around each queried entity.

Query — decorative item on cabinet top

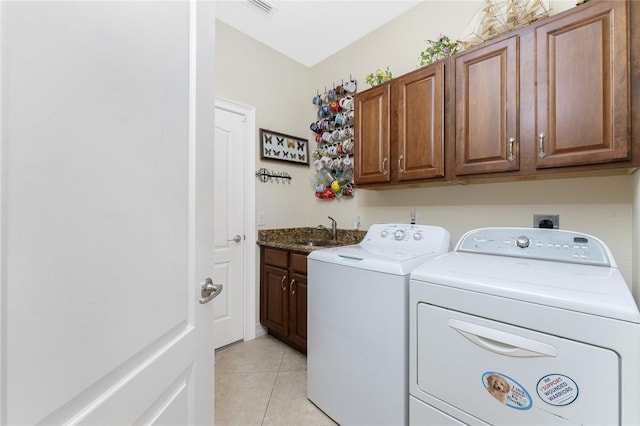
[260,128,309,165]
[457,0,550,49]
[419,34,461,66]
[365,66,393,87]
[310,77,357,200]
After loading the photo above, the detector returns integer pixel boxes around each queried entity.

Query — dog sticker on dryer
[482,372,533,410]
[536,374,579,406]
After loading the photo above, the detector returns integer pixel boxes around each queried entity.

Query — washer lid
[308,245,445,275]
[308,223,451,275]
[410,252,640,323]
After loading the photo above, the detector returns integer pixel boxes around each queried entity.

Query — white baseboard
[254,323,267,338]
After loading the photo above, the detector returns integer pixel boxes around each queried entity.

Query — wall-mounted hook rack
[310,73,358,200]
[255,167,292,184]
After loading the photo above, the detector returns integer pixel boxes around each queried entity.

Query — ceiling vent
[245,0,278,16]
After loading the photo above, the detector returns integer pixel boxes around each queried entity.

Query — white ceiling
[215,0,424,67]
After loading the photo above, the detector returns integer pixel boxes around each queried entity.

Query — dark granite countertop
[257,227,367,253]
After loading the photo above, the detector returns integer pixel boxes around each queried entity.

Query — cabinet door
[260,264,288,336]
[288,272,307,352]
[355,83,391,184]
[393,63,445,181]
[535,0,629,168]
[455,36,519,176]
[289,252,307,351]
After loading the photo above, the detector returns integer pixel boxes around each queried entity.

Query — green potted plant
[365,66,393,87]
[419,34,461,66]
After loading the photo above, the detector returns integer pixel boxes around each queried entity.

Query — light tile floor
[215,335,337,426]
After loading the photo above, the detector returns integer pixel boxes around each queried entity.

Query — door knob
[228,234,242,243]
[199,277,223,304]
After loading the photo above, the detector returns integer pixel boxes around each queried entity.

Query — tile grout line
[260,351,285,425]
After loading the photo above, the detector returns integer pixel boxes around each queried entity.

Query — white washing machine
[409,227,640,426]
[307,223,451,426]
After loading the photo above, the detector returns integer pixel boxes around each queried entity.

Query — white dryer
[308,223,450,426]
[409,227,640,425]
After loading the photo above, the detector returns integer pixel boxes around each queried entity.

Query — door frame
[214,97,257,342]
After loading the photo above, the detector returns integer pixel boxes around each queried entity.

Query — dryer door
[416,303,619,425]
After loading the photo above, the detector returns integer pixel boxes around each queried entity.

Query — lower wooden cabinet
[260,246,307,353]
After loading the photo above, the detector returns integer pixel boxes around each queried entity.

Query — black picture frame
[259,129,309,165]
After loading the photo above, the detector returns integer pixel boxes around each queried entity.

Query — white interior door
[0,1,216,424]
[213,101,248,348]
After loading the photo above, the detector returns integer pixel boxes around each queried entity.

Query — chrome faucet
[327,216,337,241]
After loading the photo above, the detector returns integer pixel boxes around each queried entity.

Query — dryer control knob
[516,236,530,248]
[380,231,388,238]
[394,230,405,241]
[413,233,422,240]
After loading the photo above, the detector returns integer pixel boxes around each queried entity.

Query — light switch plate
[257,212,266,226]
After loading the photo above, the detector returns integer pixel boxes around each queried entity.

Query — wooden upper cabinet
[355,63,446,186]
[535,0,629,168]
[357,1,635,184]
[355,83,391,184]
[454,36,520,176]
[392,62,445,181]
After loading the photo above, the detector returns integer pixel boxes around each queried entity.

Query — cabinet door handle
[507,137,516,162]
[290,278,296,295]
[538,133,546,159]
[382,157,388,175]
[280,275,287,291]
[398,155,405,173]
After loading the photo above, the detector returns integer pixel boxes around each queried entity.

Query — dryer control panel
[457,227,612,266]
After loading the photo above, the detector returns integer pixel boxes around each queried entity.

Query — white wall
[216,1,638,289]
[215,21,313,229]
[354,176,634,285]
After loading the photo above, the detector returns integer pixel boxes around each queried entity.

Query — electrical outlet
[533,214,559,229]
[257,211,266,226]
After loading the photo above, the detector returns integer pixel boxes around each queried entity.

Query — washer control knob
[413,233,422,241]
[516,236,530,248]
[394,230,405,241]
[380,231,388,238]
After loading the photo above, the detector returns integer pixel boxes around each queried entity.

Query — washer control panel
[361,223,450,253]
[374,224,428,242]
[457,227,611,266]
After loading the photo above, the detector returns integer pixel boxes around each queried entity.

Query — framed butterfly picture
[259,128,309,165]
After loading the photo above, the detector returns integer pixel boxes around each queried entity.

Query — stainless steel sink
[295,240,338,247]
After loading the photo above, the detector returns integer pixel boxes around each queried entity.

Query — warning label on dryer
[536,374,579,406]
